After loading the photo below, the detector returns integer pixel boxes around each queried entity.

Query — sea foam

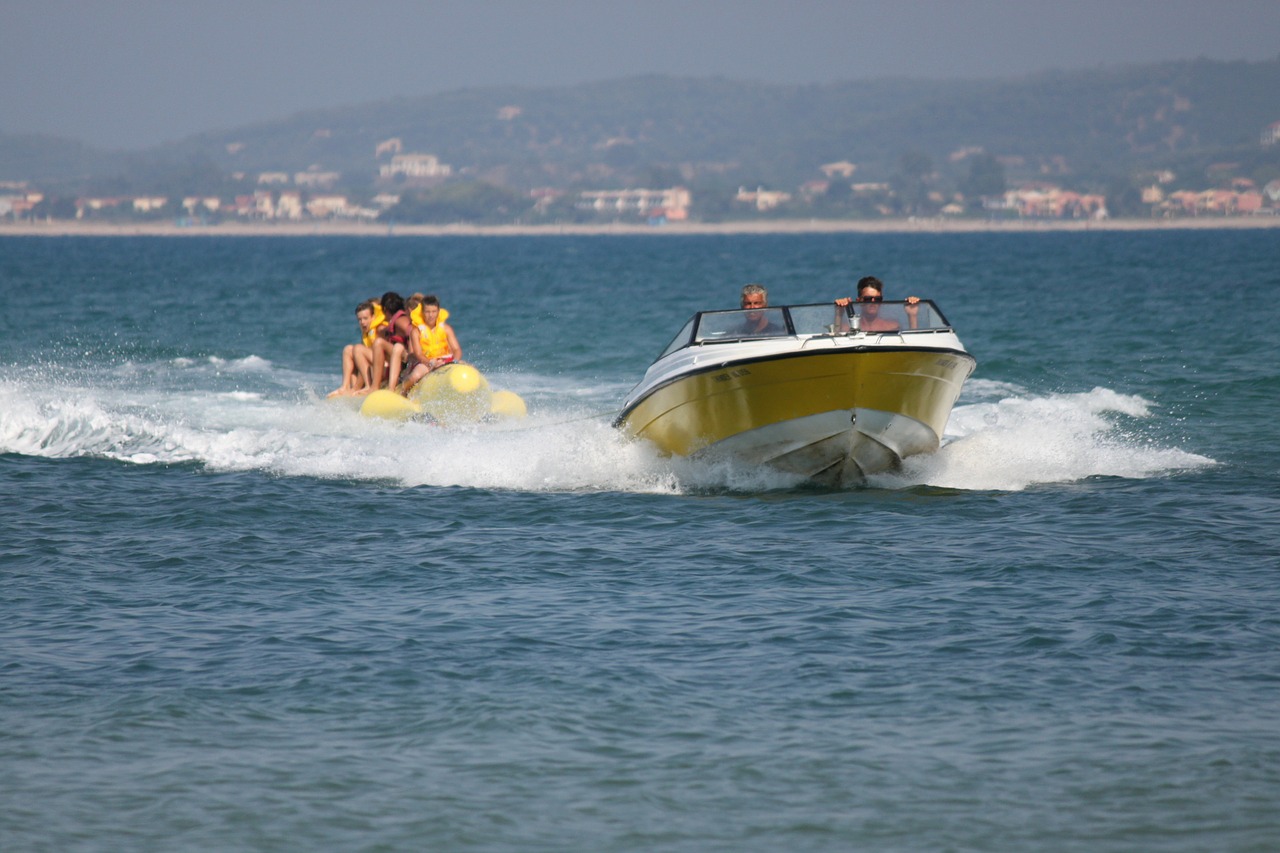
[0,373,1213,495]
[870,382,1214,491]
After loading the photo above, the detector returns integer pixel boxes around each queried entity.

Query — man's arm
[444,324,462,362]
[904,296,920,330]
[404,318,425,360]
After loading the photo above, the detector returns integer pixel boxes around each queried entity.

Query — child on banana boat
[361,291,420,394]
[348,291,463,397]
[327,298,386,397]
[401,294,462,394]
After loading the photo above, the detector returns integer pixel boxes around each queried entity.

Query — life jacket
[417,321,453,360]
[361,302,388,347]
[383,310,410,345]
[409,304,449,327]
[411,306,453,358]
[362,318,388,347]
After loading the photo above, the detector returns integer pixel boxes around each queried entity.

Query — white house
[379,154,452,179]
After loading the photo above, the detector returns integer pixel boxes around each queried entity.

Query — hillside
[165,59,1280,186]
[3,57,1278,219]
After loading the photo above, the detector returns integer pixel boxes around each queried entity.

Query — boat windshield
[787,300,951,335]
[693,308,790,343]
[657,316,698,359]
[656,300,953,359]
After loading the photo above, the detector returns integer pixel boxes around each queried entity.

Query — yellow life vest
[409,305,449,327]
[410,306,452,357]
[361,301,388,347]
[417,322,453,359]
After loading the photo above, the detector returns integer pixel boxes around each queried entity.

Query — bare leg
[387,343,408,392]
[353,345,373,389]
[402,362,430,393]
[364,338,393,394]
[328,344,359,397]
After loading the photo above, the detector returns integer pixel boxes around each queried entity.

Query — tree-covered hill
[4,56,1277,202]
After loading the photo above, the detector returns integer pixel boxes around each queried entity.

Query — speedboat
[614,300,976,485]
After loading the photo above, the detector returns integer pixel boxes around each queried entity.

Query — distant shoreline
[1,216,1277,238]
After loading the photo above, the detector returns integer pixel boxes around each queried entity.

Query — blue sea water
[1,230,1278,851]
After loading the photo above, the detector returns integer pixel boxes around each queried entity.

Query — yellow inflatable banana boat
[359,363,527,426]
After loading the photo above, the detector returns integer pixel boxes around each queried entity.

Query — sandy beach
[1,216,1277,237]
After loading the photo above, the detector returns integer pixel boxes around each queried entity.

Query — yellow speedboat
[360,363,527,426]
[614,300,976,485]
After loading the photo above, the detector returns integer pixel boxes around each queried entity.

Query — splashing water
[1,364,1213,495]
[870,381,1213,491]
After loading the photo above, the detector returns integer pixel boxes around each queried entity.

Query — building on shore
[379,154,452,180]
[576,187,691,220]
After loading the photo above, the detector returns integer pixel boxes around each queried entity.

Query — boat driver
[736,283,783,336]
[834,276,920,332]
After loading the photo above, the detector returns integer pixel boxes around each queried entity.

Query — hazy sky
[3,0,1278,150]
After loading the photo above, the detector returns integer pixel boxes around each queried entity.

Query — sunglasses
[857,295,883,303]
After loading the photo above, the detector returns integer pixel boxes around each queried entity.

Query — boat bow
[615,300,975,484]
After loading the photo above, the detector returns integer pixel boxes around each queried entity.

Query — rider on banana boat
[327,298,387,398]
[402,294,462,394]
[366,292,424,393]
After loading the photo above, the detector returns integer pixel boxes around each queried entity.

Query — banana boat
[359,363,527,426]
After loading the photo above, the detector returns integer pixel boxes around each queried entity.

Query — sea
[2,229,1278,852]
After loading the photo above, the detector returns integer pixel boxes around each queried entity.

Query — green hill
[4,57,1278,216]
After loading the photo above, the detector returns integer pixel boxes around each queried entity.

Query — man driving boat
[834,276,920,332]
[736,283,784,336]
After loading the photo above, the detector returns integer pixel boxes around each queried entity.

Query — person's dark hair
[380,291,404,315]
[422,294,440,308]
[857,276,884,295]
[356,300,375,315]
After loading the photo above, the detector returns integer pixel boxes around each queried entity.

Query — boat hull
[615,347,974,484]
